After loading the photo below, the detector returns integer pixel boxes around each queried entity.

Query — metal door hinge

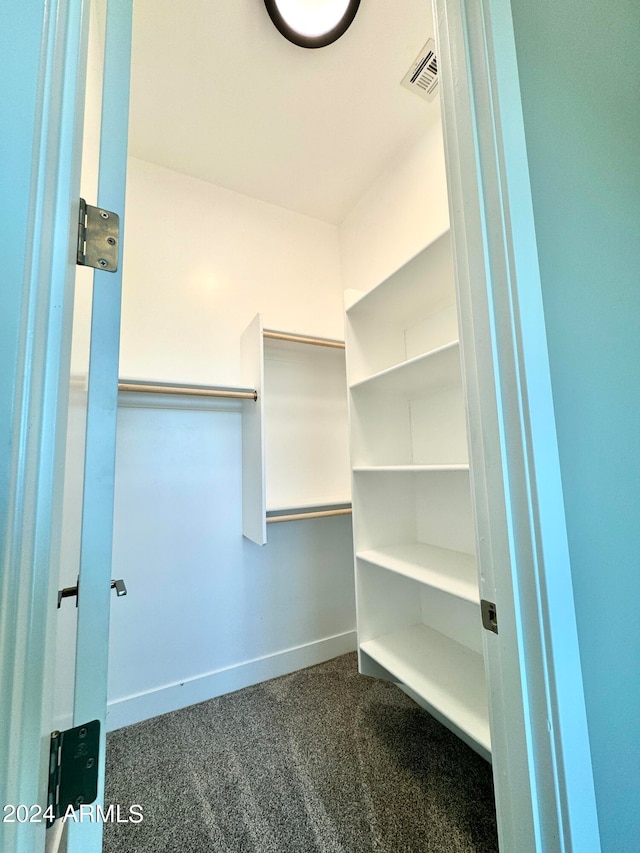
[77,198,119,272]
[481,599,498,634]
[47,721,100,826]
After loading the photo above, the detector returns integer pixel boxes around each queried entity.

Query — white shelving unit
[345,231,490,759]
[241,313,351,545]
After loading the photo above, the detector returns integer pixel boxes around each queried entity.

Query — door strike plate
[47,720,100,826]
[111,578,127,597]
[481,599,498,634]
[58,577,127,608]
[77,198,119,272]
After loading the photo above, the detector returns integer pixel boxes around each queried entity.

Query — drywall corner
[339,117,450,294]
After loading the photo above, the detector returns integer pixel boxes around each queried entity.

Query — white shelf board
[357,543,479,604]
[349,340,460,397]
[360,624,490,753]
[346,229,452,322]
[353,464,469,473]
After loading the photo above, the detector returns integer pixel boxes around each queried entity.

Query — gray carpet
[103,653,498,852]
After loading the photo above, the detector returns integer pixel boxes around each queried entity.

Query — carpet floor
[103,653,498,852]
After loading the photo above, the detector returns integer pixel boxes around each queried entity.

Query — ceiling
[128,0,439,224]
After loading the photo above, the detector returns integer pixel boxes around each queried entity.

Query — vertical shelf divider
[241,313,267,545]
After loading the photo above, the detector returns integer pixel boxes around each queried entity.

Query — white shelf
[349,340,460,396]
[360,624,490,753]
[352,467,475,555]
[345,232,487,757]
[349,341,468,467]
[353,464,469,473]
[357,543,479,604]
[345,232,458,383]
[241,313,351,544]
[346,230,453,321]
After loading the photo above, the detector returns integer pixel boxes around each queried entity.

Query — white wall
[119,158,345,385]
[109,395,354,728]
[339,112,449,294]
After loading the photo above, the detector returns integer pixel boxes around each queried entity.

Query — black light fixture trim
[264,0,361,49]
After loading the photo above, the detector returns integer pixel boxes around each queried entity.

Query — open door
[0,1,131,851]
[59,1,133,851]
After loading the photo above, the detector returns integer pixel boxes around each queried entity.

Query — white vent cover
[401,38,438,101]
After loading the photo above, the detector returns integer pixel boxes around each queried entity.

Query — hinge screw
[107,237,116,245]
[86,758,95,769]
[100,211,109,219]
[98,259,108,268]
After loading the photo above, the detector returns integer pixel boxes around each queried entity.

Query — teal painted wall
[510,2,640,848]
[0,3,44,539]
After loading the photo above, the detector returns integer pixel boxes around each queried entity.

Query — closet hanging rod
[118,382,258,401]
[263,329,345,349]
[266,508,352,524]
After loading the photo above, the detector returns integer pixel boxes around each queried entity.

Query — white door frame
[0,0,90,851]
[434,0,600,849]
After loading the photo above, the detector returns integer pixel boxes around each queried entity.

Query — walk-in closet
[54,0,498,849]
[7,0,635,849]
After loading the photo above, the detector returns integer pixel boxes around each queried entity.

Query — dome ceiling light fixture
[264,0,361,48]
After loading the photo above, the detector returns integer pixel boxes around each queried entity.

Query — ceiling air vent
[401,38,438,102]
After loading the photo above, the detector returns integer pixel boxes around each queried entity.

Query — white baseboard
[105,630,357,732]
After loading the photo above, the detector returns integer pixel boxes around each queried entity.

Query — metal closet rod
[263,329,345,349]
[267,507,352,524]
[118,381,258,401]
